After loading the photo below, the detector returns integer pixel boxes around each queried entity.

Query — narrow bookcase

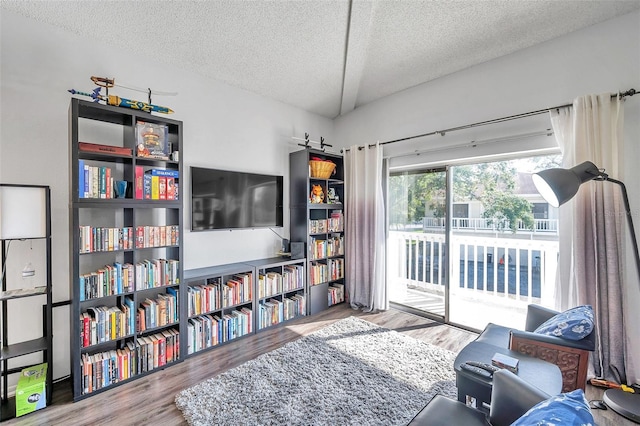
[289,149,346,315]
[69,99,183,400]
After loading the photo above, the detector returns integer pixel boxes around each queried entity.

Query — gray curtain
[550,93,633,383]
[344,143,387,312]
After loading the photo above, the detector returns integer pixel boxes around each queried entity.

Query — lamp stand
[600,178,640,423]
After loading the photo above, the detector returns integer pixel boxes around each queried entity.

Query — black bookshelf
[289,149,346,314]
[182,257,307,357]
[68,99,183,400]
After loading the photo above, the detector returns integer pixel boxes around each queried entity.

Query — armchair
[408,369,550,426]
[509,304,595,392]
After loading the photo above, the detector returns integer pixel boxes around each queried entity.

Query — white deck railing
[388,231,559,309]
[422,217,559,234]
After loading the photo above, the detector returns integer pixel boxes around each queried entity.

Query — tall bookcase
[69,98,183,400]
[290,149,346,315]
[0,184,53,420]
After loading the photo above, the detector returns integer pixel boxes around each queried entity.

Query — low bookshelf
[182,257,306,358]
[246,258,306,331]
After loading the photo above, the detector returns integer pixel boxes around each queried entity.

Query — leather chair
[468,304,595,392]
[408,369,550,426]
[508,304,595,392]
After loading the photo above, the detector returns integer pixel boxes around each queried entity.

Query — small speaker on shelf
[290,242,305,260]
[282,238,290,253]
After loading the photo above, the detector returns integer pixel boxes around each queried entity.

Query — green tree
[481,192,534,233]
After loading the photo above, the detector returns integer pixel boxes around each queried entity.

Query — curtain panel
[550,94,634,383]
[344,144,387,312]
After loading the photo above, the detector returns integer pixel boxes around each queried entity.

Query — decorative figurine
[326,188,341,204]
[310,184,325,203]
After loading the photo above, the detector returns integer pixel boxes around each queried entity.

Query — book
[492,352,519,373]
[143,174,152,200]
[134,166,144,199]
[166,177,175,200]
[148,169,179,178]
[151,175,159,200]
[79,142,132,156]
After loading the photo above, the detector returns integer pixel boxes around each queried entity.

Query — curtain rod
[342,88,637,152]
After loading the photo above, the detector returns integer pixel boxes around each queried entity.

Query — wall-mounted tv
[191,166,284,231]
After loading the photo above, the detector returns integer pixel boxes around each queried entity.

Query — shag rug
[175,316,458,426]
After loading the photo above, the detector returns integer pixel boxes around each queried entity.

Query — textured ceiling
[2,0,640,118]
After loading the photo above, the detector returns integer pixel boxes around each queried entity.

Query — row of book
[138,288,179,332]
[309,211,344,234]
[79,259,179,301]
[134,167,179,200]
[257,264,304,299]
[135,225,180,249]
[78,162,119,199]
[187,279,222,317]
[309,235,344,260]
[309,258,345,285]
[79,226,133,253]
[221,273,253,307]
[328,283,345,306]
[80,328,179,395]
[79,263,134,300]
[80,288,178,347]
[257,295,306,330]
[186,308,253,355]
[80,300,135,347]
[135,259,180,291]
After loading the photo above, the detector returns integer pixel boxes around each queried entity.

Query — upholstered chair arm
[489,370,549,426]
[509,330,595,392]
[510,329,596,352]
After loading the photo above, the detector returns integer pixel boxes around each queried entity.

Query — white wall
[335,10,640,383]
[0,10,333,382]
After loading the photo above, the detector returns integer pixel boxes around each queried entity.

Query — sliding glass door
[387,167,448,319]
[387,154,562,331]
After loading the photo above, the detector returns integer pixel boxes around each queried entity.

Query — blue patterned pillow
[533,305,594,340]
[511,389,595,426]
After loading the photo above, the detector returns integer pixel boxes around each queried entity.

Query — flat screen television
[190,166,283,231]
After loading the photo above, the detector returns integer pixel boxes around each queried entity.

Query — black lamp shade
[532,161,602,207]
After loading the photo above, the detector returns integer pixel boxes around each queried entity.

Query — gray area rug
[175,316,457,426]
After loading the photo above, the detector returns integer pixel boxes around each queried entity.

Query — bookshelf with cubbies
[69,98,183,400]
[248,257,306,330]
[183,263,255,356]
[289,148,346,315]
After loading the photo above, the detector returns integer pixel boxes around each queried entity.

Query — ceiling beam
[339,0,374,117]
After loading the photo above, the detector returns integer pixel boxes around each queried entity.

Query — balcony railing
[388,231,559,314]
[422,217,559,234]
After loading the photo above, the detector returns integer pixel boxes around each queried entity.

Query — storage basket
[309,160,336,179]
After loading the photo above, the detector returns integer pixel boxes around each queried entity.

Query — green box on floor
[15,363,47,417]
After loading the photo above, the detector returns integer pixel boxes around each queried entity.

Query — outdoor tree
[389,158,552,232]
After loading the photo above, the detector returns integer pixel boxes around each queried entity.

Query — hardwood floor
[3,305,633,425]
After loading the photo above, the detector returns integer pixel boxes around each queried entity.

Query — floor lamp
[532,160,640,423]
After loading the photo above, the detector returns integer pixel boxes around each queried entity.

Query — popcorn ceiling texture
[175,316,458,426]
[2,0,638,118]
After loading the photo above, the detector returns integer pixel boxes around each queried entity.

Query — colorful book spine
[135,166,144,199]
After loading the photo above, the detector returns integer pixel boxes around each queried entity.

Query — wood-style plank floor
[3,305,631,425]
